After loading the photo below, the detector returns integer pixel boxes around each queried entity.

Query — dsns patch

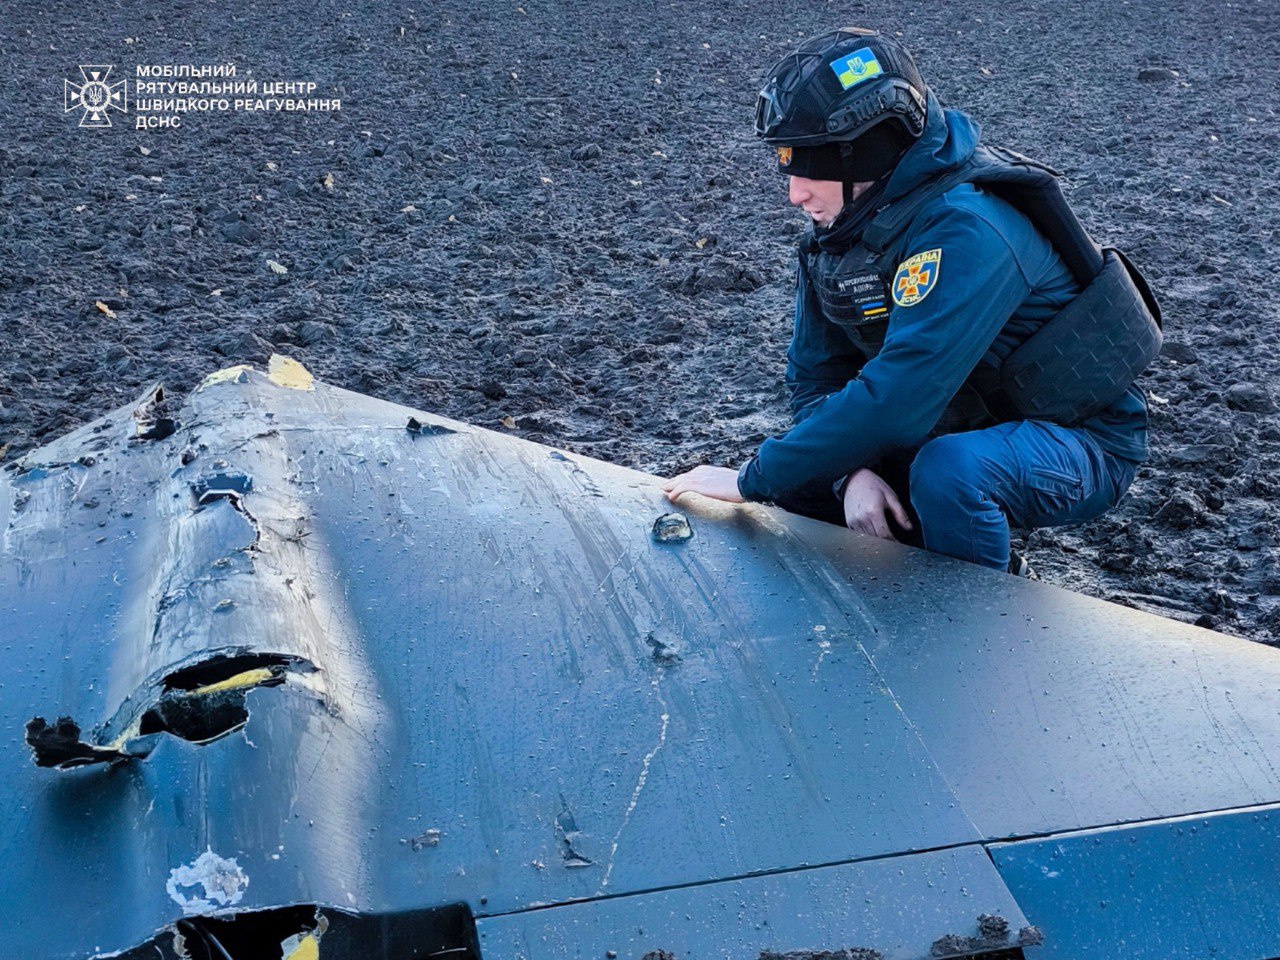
[892,249,942,307]
[828,48,883,90]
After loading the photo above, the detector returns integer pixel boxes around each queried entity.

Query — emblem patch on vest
[835,273,890,322]
[892,248,942,307]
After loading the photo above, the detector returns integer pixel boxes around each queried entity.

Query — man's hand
[662,465,746,504]
[842,468,913,541]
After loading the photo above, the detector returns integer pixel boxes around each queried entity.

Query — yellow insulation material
[188,667,277,696]
[267,354,314,391]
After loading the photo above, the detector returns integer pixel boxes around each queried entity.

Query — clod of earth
[652,512,693,543]
[1016,925,1045,947]
[1225,382,1278,413]
[976,914,1009,940]
[929,913,1015,957]
[930,935,974,958]
[1153,489,1208,529]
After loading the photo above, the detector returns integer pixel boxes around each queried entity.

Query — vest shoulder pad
[864,143,1105,286]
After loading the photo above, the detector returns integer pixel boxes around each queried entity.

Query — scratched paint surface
[4,368,1280,959]
[0,371,975,958]
[989,805,1280,960]
[837,551,1280,837]
[475,845,1029,959]
[285,377,982,913]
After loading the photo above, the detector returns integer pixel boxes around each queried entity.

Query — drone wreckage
[3,357,1279,960]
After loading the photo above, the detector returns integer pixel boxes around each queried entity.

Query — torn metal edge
[26,648,315,769]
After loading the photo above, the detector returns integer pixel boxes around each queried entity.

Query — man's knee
[909,433,989,512]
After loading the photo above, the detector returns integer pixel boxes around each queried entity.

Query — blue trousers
[907,420,1138,570]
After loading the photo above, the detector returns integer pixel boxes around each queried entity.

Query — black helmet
[755,28,929,182]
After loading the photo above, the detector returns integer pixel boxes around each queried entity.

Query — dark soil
[2,0,1278,641]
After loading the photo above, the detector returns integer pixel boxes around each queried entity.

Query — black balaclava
[776,121,914,199]
[814,168,893,252]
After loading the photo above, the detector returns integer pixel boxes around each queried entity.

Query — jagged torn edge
[91,904,332,960]
[25,648,316,770]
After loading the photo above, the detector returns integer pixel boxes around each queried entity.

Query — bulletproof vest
[802,143,1163,434]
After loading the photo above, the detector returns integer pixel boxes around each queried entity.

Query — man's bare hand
[842,468,913,541]
[662,465,746,504]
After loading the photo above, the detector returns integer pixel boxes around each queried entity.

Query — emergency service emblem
[892,249,941,307]
[777,146,793,167]
[64,65,128,128]
[829,48,883,91]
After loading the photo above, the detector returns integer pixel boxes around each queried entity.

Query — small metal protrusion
[191,473,253,506]
[652,512,693,543]
[133,385,179,442]
[407,828,441,851]
[406,417,456,437]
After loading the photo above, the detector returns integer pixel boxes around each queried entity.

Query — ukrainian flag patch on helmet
[829,48,884,90]
[892,249,941,307]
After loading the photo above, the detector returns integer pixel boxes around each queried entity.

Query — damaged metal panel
[813,556,1280,839]
[2,376,387,958]
[1,365,977,959]
[112,902,482,960]
[475,845,1037,960]
[987,803,1280,960]
[287,377,985,912]
[4,359,1280,959]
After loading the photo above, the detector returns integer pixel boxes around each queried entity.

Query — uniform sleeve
[738,202,1032,503]
[785,252,867,426]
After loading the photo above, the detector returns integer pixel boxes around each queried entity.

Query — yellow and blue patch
[829,48,884,91]
[892,249,942,307]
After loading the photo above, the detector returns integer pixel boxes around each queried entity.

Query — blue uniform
[736,97,1147,569]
